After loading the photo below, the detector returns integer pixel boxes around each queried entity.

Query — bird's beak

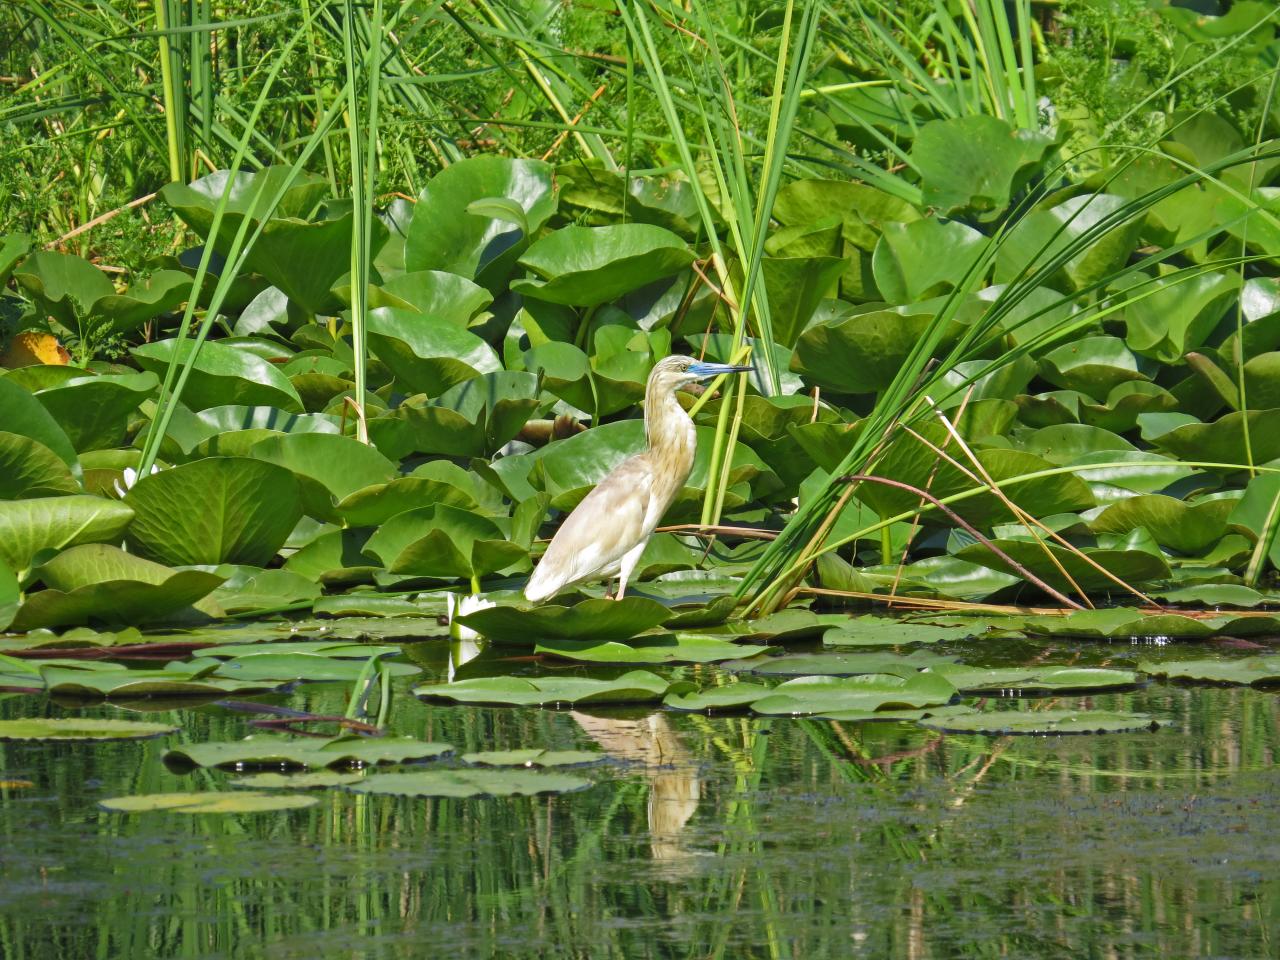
[688,361,755,378]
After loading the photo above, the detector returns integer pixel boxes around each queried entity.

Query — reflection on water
[0,660,1277,958]
[572,710,701,866]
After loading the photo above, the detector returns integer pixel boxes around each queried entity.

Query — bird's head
[647,354,754,393]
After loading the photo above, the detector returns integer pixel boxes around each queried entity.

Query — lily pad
[344,769,590,798]
[0,495,133,576]
[0,718,177,741]
[100,791,318,814]
[183,653,419,683]
[930,664,1141,694]
[749,672,958,716]
[124,457,302,566]
[455,597,671,643]
[823,618,980,647]
[920,709,1160,735]
[165,735,455,769]
[534,634,772,664]
[40,664,274,698]
[459,749,605,768]
[1137,658,1280,686]
[513,223,694,306]
[663,683,774,712]
[132,338,303,412]
[230,771,366,789]
[415,670,679,707]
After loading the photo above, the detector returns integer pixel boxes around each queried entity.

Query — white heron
[524,355,752,603]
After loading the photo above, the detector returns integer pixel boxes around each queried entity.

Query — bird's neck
[644,381,698,486]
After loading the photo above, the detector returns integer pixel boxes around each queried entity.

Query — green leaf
[363,504,525,580]
[822,618,979,647]
[465,197,530,235]
[930,664,1140,694]
[1147,409,1280,466]
[405,156,556,284]
[1091,494,1237,554]
[366,306,502,396]
[166,734,454,769]
[1121,269,1240,364]
[0,718,176,741]
[230,772,365,789]
[749,672,957,716]
[996,194,1144,292]
[954,538,1171,593]
[124,457,303,566]
[0,495,133,575]
[249,432,396,521]
[100,791,318,814]
[513,224,695,307]
[912,116,1055,219]
[206,566,322,614]
[0,433,79,499]
[0,379,81,476]
[454,597,672,643]
[664,683,773,712]
[0,233,31,287]
[40,664,270,698]
[345,769,590,798]
[460,749,605,768]
[1138,657,1280,686]
[12,250,115,329]
[871,218,986,304]
[35,371,159,451]
[185,653,418,683]
[133,338,303,412]
[534,633,772,664]
[1037,336,1147,401]
[415,669,678,706]
[919,708,1159,735]
[12,544,224,631]
[758,255,846,348]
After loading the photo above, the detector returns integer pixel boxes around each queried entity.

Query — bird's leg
[614,541,647,602]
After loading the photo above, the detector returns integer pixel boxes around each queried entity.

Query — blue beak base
[688,361,755,378]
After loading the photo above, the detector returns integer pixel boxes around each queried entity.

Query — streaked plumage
[524,355,752,603]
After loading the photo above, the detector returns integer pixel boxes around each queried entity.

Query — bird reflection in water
[571,710,701,869]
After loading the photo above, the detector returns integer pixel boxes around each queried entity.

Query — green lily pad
[40,664,274,698]
[0,718,177,741]
[311,595,433,618]
[954,538,1171,594]
[663,683,774,712]
[230,771,366,789]
[513,223,694,306]
[366,307,502,397]
[363,504,526,581]
[206,566,322,614]
[415,670,679,707]
[724,651,949,677]
[930,664,1141,694]
[100,791,318,814]
[0,495,133,576]
[534,634,772,664]
[11,544,225,631]
[404,156,557,285]
[1090,494,1236,554]
[460,749,605,768]
[165,735,455,769]
[0,432,80,499]
[249,432,396,522]
[344,769,590,798]
[197,640,402,659]
[455,597,671,643]
[132,338,303,412]
[871,218,987,304]
[124,457,303,566]
[725,609,850,643]
[749,672,958,716]
[0,378,81,476]
[920,709,1160,735]
[912,115,1055,219]
[823,618,981,647]
[1137,658,1280,686]
[183,653,419,683]
[35,371,159,452]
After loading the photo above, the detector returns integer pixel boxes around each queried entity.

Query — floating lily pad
[460,749,605,768]
[165,735,454,769]
[100,791,318,814]
[930,664,1141,694]
[724,651,950,677]
[182,653,420,684]
[1137,658,1280,686]
[534,634,772,665]
[415,670,680,707]
[197,640,402,659]
[663,683,774,712]
[230,771,366,789]
[344,769,591,798]
[920,709,1160,735]
[40,664,274,698]
[727,609,850,642]
[749,672,958,716]
[456,597,671,643]
[0,718,177,741]
[0,495,133,576]
[823,618,980,647]
[513,223,694,306]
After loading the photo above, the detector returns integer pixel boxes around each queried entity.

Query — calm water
[0,633,1277,959]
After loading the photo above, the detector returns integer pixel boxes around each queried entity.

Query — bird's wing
[526,455,655,598]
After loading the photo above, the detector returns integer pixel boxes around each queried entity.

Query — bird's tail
[523,565,558,604]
